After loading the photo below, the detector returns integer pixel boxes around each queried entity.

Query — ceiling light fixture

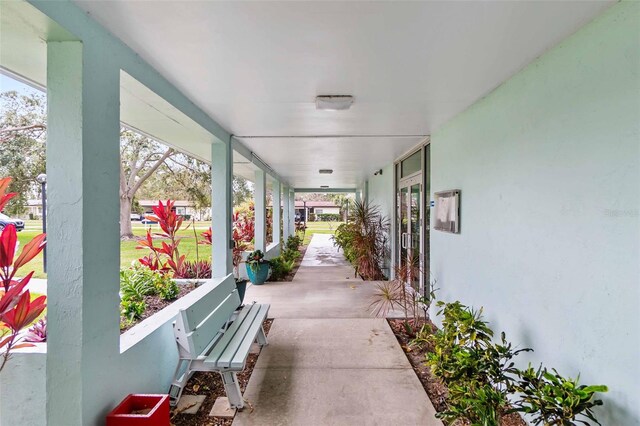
[315,95,354,111]
[319,169,333,174]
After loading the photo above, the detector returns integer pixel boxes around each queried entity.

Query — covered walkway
[235,234,441,425]
[1,1,636,424]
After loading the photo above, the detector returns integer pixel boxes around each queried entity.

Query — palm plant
[369,280,403,317]
[333,200,390,280]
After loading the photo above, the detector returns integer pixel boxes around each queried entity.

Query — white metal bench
[169,275,269,409]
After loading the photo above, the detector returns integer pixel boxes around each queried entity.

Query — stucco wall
[430,2,639,424]
[0,278,231,426]
[367,163,396,275]
[367,164,395,223]
[0,346,46,426]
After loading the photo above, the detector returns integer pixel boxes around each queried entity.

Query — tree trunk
[118,148,173,239]
[120,196,134,239]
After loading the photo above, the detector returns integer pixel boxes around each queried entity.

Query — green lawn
[18,221,214,278]
[301,221,344,245]
[17,220,344,279]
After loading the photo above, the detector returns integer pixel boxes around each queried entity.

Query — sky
[0,73,43,95]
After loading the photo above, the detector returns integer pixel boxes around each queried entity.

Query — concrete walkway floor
[235,234,441,426]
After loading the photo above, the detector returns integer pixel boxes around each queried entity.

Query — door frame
[393,138,431,294]
[397,175,423,291]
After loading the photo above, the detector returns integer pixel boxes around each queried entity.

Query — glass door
[398,176,422,292]
[395,144,430,297]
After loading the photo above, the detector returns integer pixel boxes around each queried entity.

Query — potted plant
[246,250,270,285]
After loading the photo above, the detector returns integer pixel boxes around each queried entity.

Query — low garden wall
[0,277,232,425]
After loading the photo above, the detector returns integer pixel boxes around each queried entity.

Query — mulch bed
[120,283,199,333]
[171,319,273,426]
[284,244,307,281]
[387,319,526,426]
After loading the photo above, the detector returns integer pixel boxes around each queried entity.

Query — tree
[138,153,212,219]
[0,91,174,233]
[119,128,173,238]
[0,91,46,216]
[331,194,354,221]
[233,176,252,207]
[1,86,249,237]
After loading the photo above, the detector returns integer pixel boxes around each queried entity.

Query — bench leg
[256,325,268,347]
[221,371,244,409]
[169,359,193,406]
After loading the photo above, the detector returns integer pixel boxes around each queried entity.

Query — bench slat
[188,292,240,356]
[228,304,270,370]
[203,302,254,359]
[204,303,266,369]
[183,276,237,331]
[204,303,261,367]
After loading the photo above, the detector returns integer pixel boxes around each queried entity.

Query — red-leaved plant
[199,206,256,278]
[136,200,186,276]
[0,177,47,372]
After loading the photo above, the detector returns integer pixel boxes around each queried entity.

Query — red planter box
[106,394,169,426]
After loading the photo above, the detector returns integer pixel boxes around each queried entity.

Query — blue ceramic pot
[246,262,270,285]
[235,280,247,306]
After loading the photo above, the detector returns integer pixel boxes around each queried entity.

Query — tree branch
[0,124,47,143]
[0,124,47,136]
[130,148,173,194]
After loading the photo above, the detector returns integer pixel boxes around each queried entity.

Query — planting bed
[277,244,307,282]
[171,319,273,426]
[387,319,526,426]
[120,283,198,333]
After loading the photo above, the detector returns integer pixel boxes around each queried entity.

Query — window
[401,150,421,178]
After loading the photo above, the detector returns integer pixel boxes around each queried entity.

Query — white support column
[364,180,369,203]
[211,140,233,277]
[272,179,281,246]
[283,186,291,241]
[46,41,120,425]
[254,170,266,252]
[288,189,296,237]
[356,188,362,203]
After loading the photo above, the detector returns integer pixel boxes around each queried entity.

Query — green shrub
[285,235,302,251]
[121,265,181,303]
[409,323,433,350]
[316,213,340,221]
[427,300,608,425]
[427,301,531,425]
[332,222,358,264]
[512,365,608,425]
[120,267,156,302]
[269,256,295,281]
[441,380,507,425]
[121,299,146,321]
[282,248,300,262]
[154,273,180,300]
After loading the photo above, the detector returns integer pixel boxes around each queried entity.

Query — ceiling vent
[315,95,354,111]
[319,169,333,174]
